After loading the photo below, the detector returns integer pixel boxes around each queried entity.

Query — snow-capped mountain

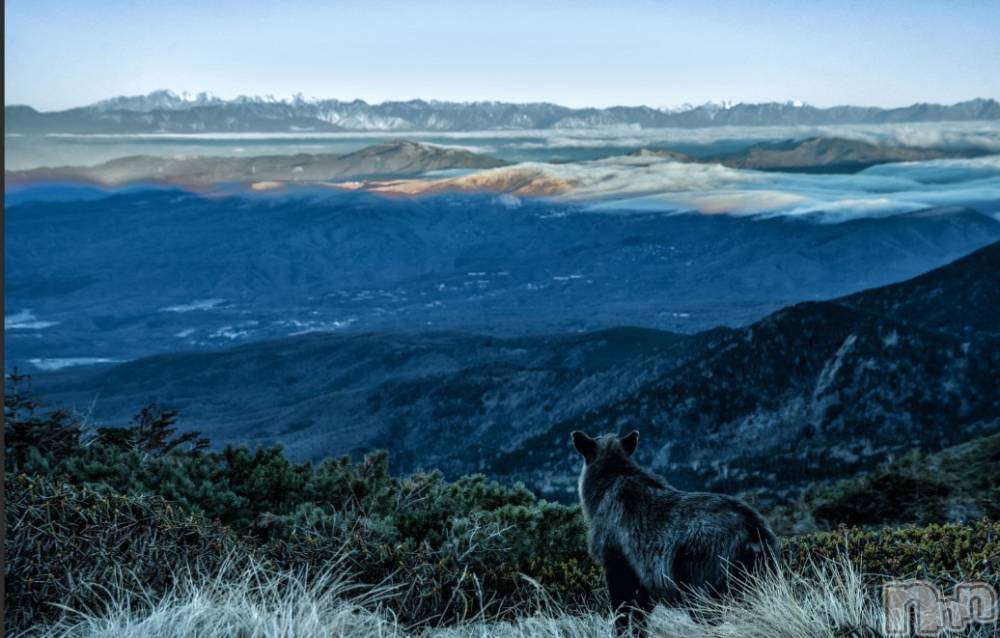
[6,93,1000,134]
[91,90,225,112]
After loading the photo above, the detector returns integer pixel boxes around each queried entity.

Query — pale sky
[5,0,1000,111]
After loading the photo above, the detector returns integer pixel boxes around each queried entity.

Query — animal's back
[613,481,778,599]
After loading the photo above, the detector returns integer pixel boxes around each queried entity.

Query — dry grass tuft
[24,552,1000,638]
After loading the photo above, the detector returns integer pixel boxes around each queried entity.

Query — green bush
[769,434,1000,533]
[253,458,602,625]
[783,519,1000,587]
[4,374,601,631]
[811,470,953,527]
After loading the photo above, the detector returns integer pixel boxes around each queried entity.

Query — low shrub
[783,519,1000,588]
[4,474,241,631]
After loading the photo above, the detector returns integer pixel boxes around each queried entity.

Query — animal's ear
[620,430,639,456]
[572,431,597,462]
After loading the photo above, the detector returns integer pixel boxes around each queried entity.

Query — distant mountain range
[4,141,508,187]
[710,136,978,173]
[7,91,1000,133]
[627,136,968,174]
[5,137,981,191]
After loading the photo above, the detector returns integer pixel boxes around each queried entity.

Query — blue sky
[5,0,1000,110]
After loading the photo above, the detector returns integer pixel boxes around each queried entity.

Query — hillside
[840,236,1000,335]
[7,411,1000,636]
[30,327,729,473]
[713,137,969,173]
[773,431,1000,533]
[490,241,1000,500]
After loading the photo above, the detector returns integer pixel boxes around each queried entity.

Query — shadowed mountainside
[494,241,1000,500]
[30,327,730,475]
[712,137,976,173]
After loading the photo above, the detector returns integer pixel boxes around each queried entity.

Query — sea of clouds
[534,154,1000,220]
[21,120,1000,149]
[495,121,1000,153]
[8,121,1000,170]
[6,121,1000,221]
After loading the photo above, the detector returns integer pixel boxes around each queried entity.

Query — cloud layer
[7,121,1000,221]
[571,155,1000,219]
[367,152,1000,220]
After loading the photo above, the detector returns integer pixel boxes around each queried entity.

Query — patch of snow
[159,299,227,313]
[209,323,255,339]
[814,334,857,397]
[275,317,356,336]
[5,310,59,330]
[28,357,123,371]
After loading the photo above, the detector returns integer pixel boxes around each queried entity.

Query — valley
[26,242,1000,508]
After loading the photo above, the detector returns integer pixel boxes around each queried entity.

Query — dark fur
[572,431,779,634]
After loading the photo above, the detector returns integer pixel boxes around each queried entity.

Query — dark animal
[572,430,779,635]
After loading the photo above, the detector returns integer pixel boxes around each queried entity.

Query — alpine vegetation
[572,431,779,634]
[7,382,1000,637]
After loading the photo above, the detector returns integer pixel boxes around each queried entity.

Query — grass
[18,551,1000,638]
[9,475,1000,637]
[13,555,402,638]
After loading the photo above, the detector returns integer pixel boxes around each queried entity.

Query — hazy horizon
[6,0,1000,112]
[7,89,1000,112]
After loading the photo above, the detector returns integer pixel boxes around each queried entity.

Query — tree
[4,369,81,473]
[127,403,208,459]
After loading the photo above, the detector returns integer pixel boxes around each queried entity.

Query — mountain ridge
[710,136,975,173]
[3,141,508,187]
[491,241,1000,500]
[7,94,1000,133]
